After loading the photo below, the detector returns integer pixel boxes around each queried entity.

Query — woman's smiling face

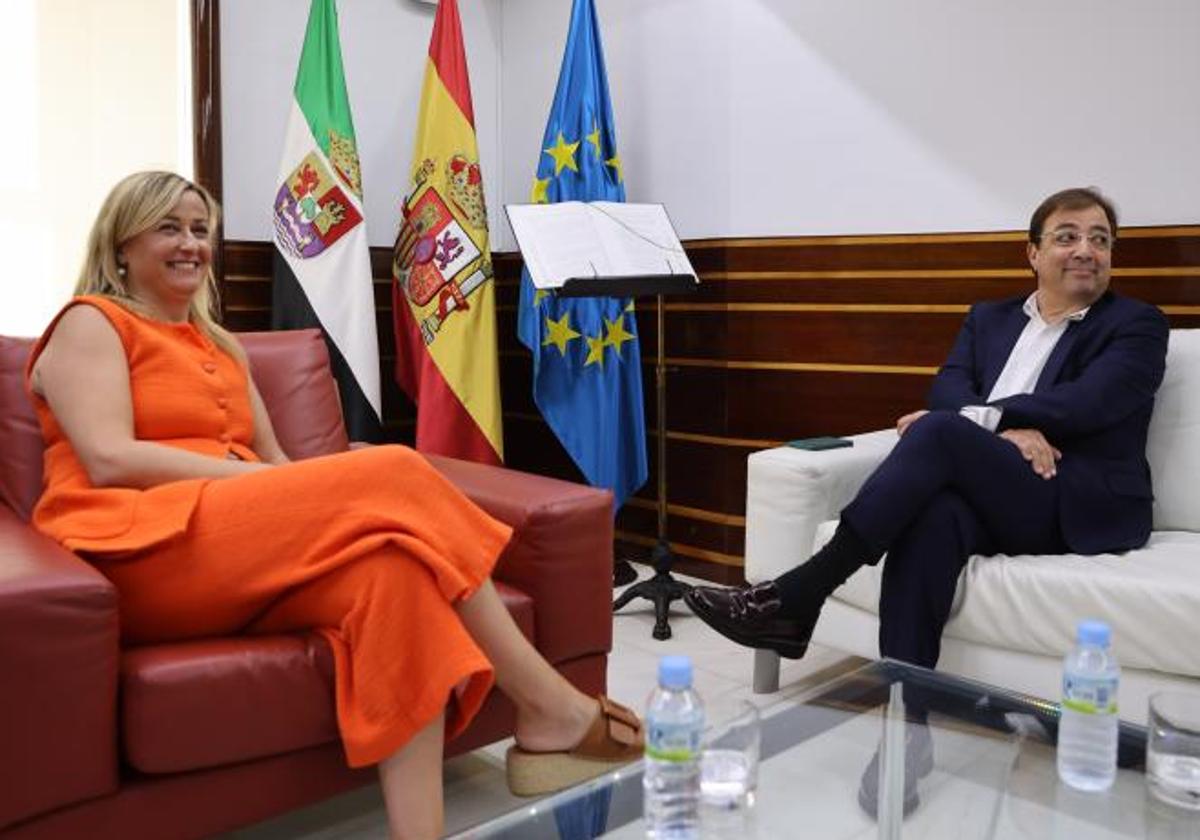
[118,189,213,313]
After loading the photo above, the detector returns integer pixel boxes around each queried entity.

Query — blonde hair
[76,170,242,358]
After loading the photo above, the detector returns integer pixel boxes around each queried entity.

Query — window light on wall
[0,0,194,337]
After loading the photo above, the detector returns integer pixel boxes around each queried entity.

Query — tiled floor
[222,574,862,839]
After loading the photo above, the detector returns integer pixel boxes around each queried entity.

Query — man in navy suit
[686,187,1169,670]
[686,186,1168,815]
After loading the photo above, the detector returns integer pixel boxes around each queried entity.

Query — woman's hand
[999,428,1061,479]
[896,410,928,436]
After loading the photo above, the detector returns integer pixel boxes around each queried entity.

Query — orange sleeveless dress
[27,296,512,767]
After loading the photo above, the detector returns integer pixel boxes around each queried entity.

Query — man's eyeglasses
[1040,229,1115,251]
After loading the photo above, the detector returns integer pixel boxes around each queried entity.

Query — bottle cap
[1077,619,1111,647]
[658,655,693,689]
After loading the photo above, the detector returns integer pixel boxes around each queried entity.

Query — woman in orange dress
[27,171,641,840]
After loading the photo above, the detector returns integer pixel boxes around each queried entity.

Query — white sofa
[744,329,1200,723]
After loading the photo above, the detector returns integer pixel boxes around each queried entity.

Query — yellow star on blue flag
[544,132,580,176]
[603,316,635,358]
[543,311,580,356]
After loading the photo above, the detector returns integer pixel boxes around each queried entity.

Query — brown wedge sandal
[506,696,644,796]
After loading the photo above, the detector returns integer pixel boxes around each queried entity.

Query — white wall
[0,0,193,337]
[220,0,1200,251]
[221,0,503,249]
[500,0,1200,238]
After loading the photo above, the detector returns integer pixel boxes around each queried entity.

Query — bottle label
[1062,673,1118,715]
[645,719,701,762]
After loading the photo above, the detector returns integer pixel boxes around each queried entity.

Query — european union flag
[517,0,647,509]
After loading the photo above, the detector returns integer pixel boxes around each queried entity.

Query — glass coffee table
[447,659,1200,839]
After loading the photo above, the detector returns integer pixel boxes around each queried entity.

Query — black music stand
[557,272,697,640]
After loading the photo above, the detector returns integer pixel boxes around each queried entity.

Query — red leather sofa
[0,328,614,839]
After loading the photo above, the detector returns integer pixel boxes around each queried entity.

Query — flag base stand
[612,538,691,640]
[607,291,694,640]
[613,559,639,587]
[550,269,698,640]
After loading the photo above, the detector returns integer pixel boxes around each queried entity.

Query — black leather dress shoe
[683,582,817,659]
[856,722,935,819]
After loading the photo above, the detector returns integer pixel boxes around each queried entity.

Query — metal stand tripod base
[612,541,692,640]
[613,559,639,587]
[612,288,698,640]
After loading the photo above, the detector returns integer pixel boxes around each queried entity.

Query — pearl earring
[117,264,127,277]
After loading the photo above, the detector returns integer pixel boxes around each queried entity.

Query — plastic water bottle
[1057,619,1120,792]
[644,655,704,839]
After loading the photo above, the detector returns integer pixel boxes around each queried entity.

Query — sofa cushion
[0,336,42,522]
[1147,329,1200,531]
[121,634,339,774]
[237,329,350,458]
[121,581,534,774]
[821,521,1200,678]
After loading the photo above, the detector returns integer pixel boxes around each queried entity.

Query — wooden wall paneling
[694,275,1029,306]
[191,0,224,289]
[1162,315,1200,329]
[191,0,221,203]
[211,229,1200,584]
[622,436,751,525]
[711,235,1027,272]
[617,502,745,559]
[663,310,965,367]
[1106,229,1200,267]
[666,366,933,441]
[691,270,1200,307]
[220,277,271,311]
[500,415,588,484]
[701,229,1200,271]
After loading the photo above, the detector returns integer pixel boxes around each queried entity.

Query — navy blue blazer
[927,291,1168,555]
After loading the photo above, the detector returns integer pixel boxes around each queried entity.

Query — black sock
[773,518,878,614]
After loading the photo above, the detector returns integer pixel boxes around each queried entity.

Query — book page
[505,202,613,289]
[586,203,696,278]
[505,202,696,289]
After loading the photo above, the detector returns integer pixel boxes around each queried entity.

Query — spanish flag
[392,0,502,464]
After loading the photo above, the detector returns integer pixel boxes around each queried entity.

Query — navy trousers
[840,412,1067,669]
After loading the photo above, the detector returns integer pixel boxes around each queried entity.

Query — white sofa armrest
[744,429,898,582]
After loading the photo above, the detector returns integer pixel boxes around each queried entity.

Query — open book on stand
[505,202,698,297]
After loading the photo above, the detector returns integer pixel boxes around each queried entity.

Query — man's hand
[896,410,928,436]
[999,428,1061,479]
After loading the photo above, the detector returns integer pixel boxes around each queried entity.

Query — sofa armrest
[0,506,120,830]
[744,429,897,582]
[425,454,614,666]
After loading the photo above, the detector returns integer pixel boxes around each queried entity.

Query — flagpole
[655,293,668,543]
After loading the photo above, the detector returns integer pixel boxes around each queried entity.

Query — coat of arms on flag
[273,147,363,260]
[393,154,492,346]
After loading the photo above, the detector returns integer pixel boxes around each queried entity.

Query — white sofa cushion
[1148,329,1200,531]
[818,521,1200,678]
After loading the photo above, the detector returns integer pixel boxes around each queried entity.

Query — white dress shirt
[958,293,1090,432]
